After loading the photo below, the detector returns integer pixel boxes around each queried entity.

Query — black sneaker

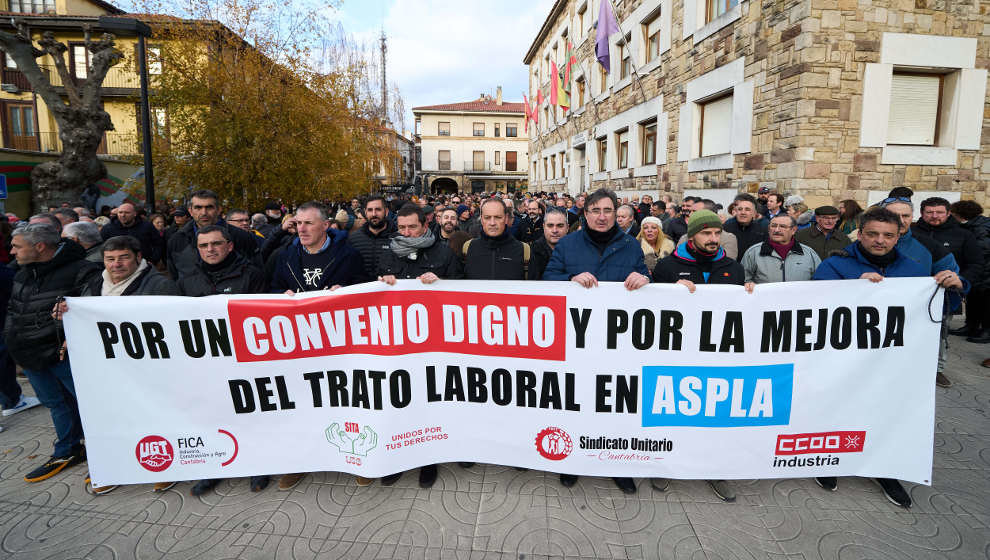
[381,472,402,486]
[876,478,911,508]
[191,478,220,496]
[707,479,736,502]
[418,465,437,488]
[612,477,637,494]
[948,326,972,336]
[815,477,838,491]
[24,446,85,482]
[966,333,990,344]
[559,474,578,487]
[650,478,670,492]
[250,476,270,492]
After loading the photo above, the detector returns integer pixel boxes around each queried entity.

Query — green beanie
[687,210,722,238]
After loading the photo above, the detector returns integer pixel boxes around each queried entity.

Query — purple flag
[595,0,620,73]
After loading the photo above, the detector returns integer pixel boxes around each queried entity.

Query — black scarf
[201,252,238,274]
[686,241,717,273]
[857,242,898,270]
[585,222,618,254]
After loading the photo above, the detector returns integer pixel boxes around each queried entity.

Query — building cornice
[522,0,568,65]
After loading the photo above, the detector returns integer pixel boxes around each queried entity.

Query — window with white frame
[707,0,739,23]
[642,120,657,165]
[597,137,608,171]
[473,122,485,137]
[859,33,986,165]
[699,94,733,157]
[616,129,629,168]
[619,34,632,80]
[886,73,941,146]
[577,3,587,35]
[438,122,450,136]
[643,12,662,63]
[438,150,451,170]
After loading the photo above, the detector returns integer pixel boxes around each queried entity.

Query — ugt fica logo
[326,421,378,456]
[535,427,572,461]
[136,435,174,472]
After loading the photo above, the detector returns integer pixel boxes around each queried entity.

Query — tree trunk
[0,25,122,211]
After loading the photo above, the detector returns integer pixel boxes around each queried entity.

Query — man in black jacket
[529,207,568,280]
[464,198,527,280]
[651,210,743,503]
[722,194,767,257]
[950,200,990,342]
[915,197,985,341]
[7,224,101,483]
[348,195,397,282]
[167,190,259,282]
[57,235,177,494]
[178,226,267,297]
[99,202,164,265]
[514,199,544,243]
[378,204,463,288]
[376,203,462,489]
[177,226,270,496]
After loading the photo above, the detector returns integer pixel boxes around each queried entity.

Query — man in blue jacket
[268,201,365,492]
[812,206,963,508]
[542,188,649,495]
[270,202,366,295]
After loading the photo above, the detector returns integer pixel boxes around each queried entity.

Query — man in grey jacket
[741,214,821,291]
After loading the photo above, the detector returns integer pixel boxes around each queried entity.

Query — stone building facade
[523,0,988,209]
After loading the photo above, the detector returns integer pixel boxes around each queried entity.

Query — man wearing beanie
[795,205,851,260]
[651,209,743,502]
[543,188,649,495]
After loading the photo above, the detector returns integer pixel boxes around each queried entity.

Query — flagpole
[603,0,649,104]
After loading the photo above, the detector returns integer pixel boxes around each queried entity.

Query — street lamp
[98,16,155,212]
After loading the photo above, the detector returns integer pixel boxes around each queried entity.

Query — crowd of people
[0,183,987,510]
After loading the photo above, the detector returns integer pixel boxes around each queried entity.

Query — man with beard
[543,188,649,495]
[348,195,397,281]
[167,190,259,282]
[529,207,568,279]
[100,202,164,265]
[651,209,744,503]
[437,207,460,243]
[515,199,544,243]
[375,204,463,488]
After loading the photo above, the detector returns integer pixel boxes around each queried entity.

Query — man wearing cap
[257,202,283,238]
[165,208,190,244]
[651,209,743,502]
[756,186,771,217]
[795,205,852,261]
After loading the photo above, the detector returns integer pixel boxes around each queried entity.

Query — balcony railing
[40,65,149,91]
[38,131,142,155]
[464,160,491,172]
[1,69,32,91]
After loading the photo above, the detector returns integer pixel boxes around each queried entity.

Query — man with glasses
[543,188,649,495]
[795,205,851,260]
[167,190,260,282]
[742,214,821,290]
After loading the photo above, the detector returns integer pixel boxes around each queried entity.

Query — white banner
[63,279,941,487]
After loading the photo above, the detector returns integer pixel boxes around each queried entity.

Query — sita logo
[535,427,572,461]
[136,435,174,472]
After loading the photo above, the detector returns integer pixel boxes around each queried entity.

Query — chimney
[496,86,503,105]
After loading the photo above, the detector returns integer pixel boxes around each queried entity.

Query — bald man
[100,202,164,264]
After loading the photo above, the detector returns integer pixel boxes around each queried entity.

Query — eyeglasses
[586,208,615,217]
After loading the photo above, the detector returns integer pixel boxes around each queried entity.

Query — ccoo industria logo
[640,365,794,427]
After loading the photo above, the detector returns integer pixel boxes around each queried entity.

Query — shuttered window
[700,94,732,157]
[887,73,940,146]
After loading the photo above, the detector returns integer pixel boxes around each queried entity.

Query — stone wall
[526,0,988,206]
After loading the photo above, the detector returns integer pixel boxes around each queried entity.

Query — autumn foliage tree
[135,0,397,208]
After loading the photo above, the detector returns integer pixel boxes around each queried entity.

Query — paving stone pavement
[0,333,988,559]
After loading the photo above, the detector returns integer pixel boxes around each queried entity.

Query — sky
[332,0,554,134]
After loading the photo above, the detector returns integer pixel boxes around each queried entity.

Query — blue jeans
[22,360,83,458]
[0,338,22,410]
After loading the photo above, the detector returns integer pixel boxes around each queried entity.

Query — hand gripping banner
[62,279,941,487]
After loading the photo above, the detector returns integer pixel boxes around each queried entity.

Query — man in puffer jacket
[949,200,990,343]
[6,224,101,483]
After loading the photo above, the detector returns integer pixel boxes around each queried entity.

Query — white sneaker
[3,396,41,417]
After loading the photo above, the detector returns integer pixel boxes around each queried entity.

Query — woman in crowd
[838,199,863,235]
[636,216,674,276]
